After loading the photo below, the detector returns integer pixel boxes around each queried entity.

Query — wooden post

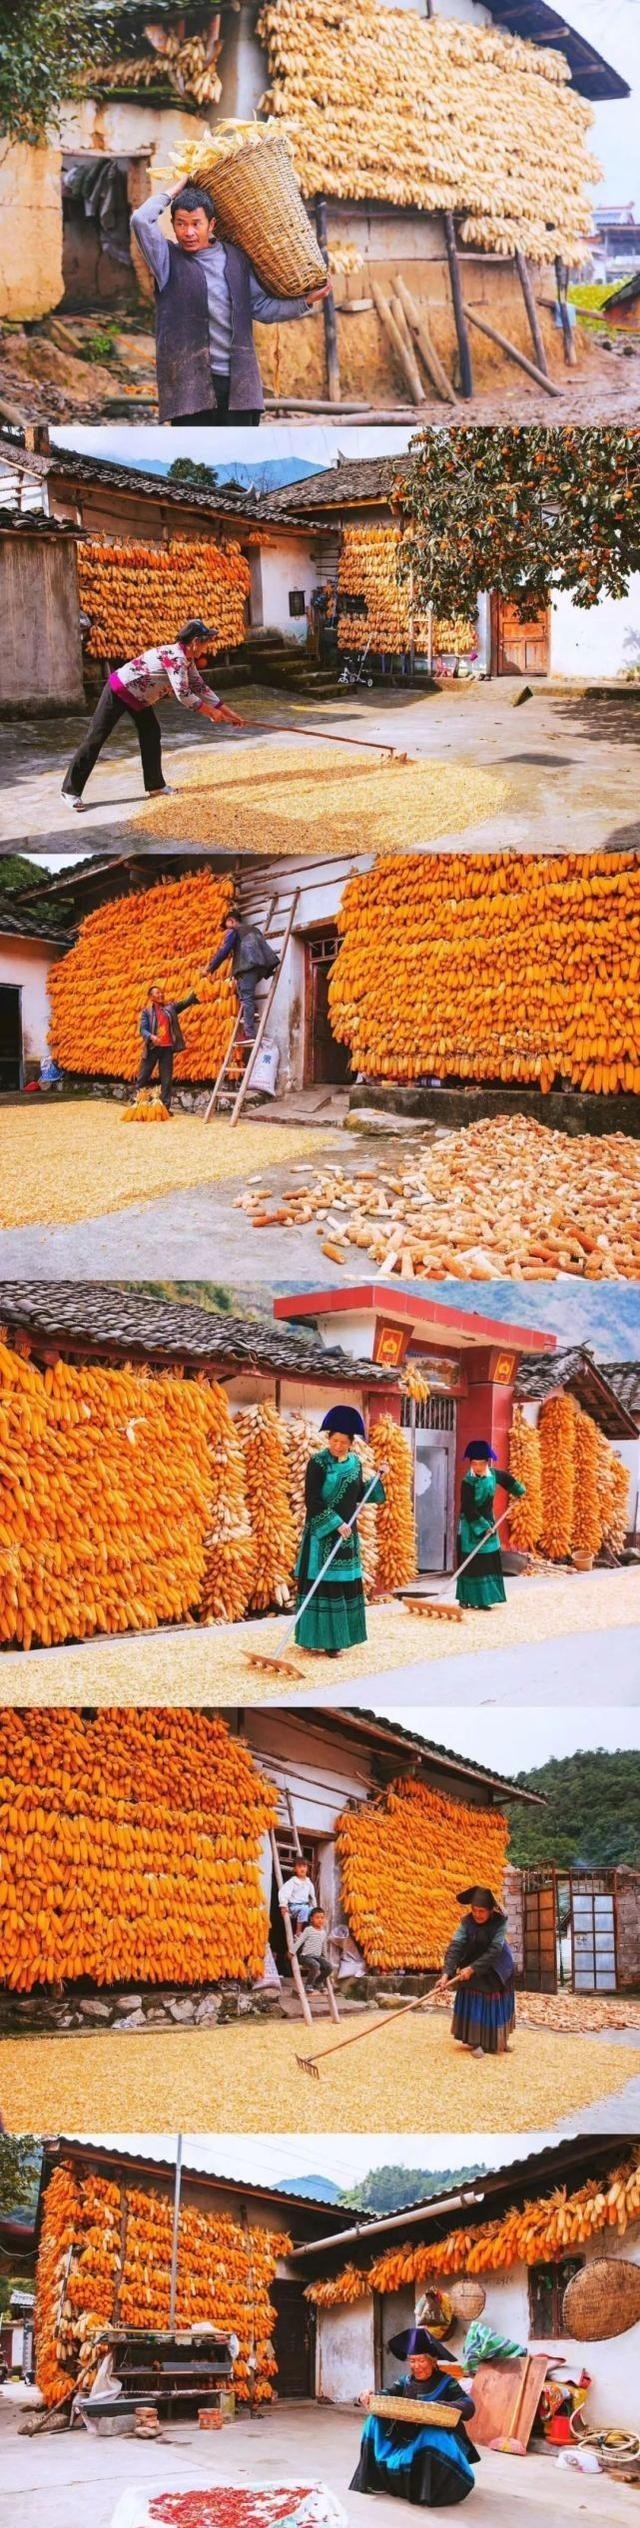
[371,279,425,406]
[168,2135,183,2331]
[315,195,341,404]
[463,305,561,397]
[394,274,457,404]
[284,1791,340,2022]
[443,212,474,399]
[514,250,549,377]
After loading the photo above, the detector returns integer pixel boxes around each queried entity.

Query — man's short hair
[148,981,164,996]
[171,182,216,223]
[176,618,216,647]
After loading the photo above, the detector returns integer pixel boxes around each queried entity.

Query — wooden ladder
[203,889,300,1128]
[270,1789,340,2026]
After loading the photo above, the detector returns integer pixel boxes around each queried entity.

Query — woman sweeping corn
[434,1886,516,2060]
[295,1406,385,1658]
[351,2326,479,2509]
[456,1440,525,1609]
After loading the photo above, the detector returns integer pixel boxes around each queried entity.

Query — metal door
[569,1875,617,1992]
[414,1436,451,1571]
[522,1870,558,1991]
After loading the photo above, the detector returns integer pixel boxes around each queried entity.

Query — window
[528,2257,584,2338]
[288,591,306,618]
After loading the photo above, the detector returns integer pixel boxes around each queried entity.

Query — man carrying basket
[131,178,330,425]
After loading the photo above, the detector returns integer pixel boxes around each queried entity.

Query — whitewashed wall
[550,579,640,678]
[317,2297,376,2403]
[467,2232,640,2433]
[256,536,317,641]
[0,936,64,1070]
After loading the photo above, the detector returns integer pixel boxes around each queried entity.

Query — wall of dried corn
[36,2158,288,2407]
[509,1399,629,1561]
[328,853,640,1092]
[306,2147,640,2304]
[48,870,236,1081]
[336,1774,509,1971]
[77,537,251,659]
[0,1710,277,1992]
[338,526,475,656]
[258,0,599,263]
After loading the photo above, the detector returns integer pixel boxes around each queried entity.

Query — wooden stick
[230,888,300,1129]
[296,1979,460,2078]
[393,275,457,404]
[315,195,341,405]
[443,213,474,398]
[370,279,426,407]
[514,251,549,377]
[270,1829,314,2029]
[463,305,562,397]
[285,1789,340,2023]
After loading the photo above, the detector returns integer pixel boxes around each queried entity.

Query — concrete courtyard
[0,2395,632,2528]
[4,679,640,858]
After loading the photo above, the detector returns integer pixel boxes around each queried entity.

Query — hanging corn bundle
[508,1410,542,1552]
[36,2159,288,2407]
[306,2147,640,2303]
[258,0,600,264]
[0,1708,277,1993]
[338,527,475,657]
[48,870,236,1083]
[571,1404,602,1559]
[198,1382,257,1624]
[77,538,250,661]
[328,852,640,1094]
[596,1435,630,1554]
[538,1394,576,1562]
[370,1414,417,1595]
[336,1774,509,1970]
[236,1402,298,1610]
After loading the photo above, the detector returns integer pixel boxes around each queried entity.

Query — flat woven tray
[368,2396,463,2429]
[205,133,327,297]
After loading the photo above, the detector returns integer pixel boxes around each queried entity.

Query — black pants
[236,971,261,1040]
[137,1043,174,1110]
[63,684,163,801]
[298,1956,332,1988]
[170,374,261,428]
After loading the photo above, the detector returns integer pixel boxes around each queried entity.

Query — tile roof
[264,456,412,516]
[515,1344,638,1437]
[337,1707,544,1805]
[599,1360,640,1421]
[291,2135,632,2260]
[0,1281,396,1388]
[0,436,305,529]
[0,903,73,944]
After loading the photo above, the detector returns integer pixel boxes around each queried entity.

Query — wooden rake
[247,1469,385,1680]
[402,1507,514,1625]
[295,1976,460,2079]
[233,716,411,764]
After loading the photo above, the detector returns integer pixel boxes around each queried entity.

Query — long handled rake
[403,1506,515,1626]
[296,1976,461,2080]
[247,1470,385,1680]
[234,715,411,763]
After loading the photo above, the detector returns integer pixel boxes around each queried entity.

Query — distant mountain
[277,2175,343,2202]
[62,452,321,492]
[409,1280,640,1360]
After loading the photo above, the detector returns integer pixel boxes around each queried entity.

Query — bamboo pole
[270,1828,314,2028]
[315,195,341,404]
[370,279,425,406]
[463,305,562,396]
[443,213,474,398]
[514,250,549,376]
[393,274,457,404]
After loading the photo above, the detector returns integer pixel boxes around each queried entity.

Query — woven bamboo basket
[563,2259,640,2342]
[203,133,327,296]
[368,2396,464,2428]
[449,2281,487,2323]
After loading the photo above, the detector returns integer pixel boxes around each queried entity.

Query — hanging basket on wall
[563,2260,640,2342]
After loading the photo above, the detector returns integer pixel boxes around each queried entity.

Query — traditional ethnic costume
[351,2328,479,2510]
[445,1886,516,2056]
[456,1439,525,1609]
[294,1406,385,1656]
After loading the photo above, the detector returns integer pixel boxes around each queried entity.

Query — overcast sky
[367,1704,640,1769]
[572,0,640,199]
[76,2133,558,2188]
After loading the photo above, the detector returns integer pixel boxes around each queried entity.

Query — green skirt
[295,1527,368,1652]
[456,1543,506,1610]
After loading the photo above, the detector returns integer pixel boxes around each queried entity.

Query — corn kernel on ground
[0,1105,333,1230]
[2,2015,637,2136]
[134,744,509,854]
[1,1570,637,1705]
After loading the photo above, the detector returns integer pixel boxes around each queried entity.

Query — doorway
[303,929,352,1088]
[491,597,550,676]
[522,1869,619,1993]
[269,1832,326,1976]
[401,1395,456,1571]
[271,2282,316,2398]
[0,985,22,1090]
[61,156,142,311]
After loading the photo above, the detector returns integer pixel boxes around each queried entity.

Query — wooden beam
[315,195,341,404]
[394,274,457,404]
[464,304,562,396]
[370,280,425,406]
[443,212,474,399]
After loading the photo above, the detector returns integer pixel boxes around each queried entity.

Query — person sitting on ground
[278,1856,317,1933]
[202,903,279,1042]
[62,620,244,811]
[136,982,200,1113]
[351,2325,479,2509]
[130,180,331,426]
[293,1908,335,1990]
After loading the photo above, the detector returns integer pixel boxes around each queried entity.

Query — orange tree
[394,426,640,619]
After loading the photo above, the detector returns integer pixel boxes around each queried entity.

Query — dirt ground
[0,2398,631,2528]
[4,679,640,859]
[3,2009,640,2136]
